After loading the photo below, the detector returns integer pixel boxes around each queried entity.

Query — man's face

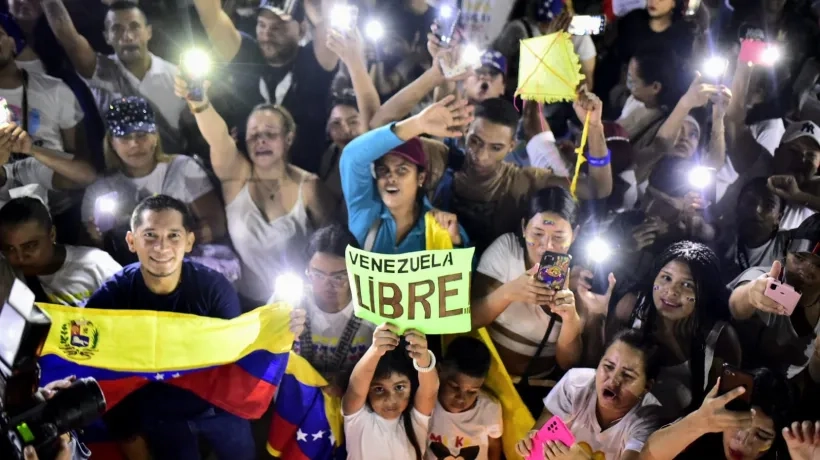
[784,251,820,297]
[256,10,300,64]
[327,104,363,148]
[773,136,820,181]
[8,0,42,22]
[126,209,194,279]
[0,26,17,68]
[306,251,350,309]
[736,189,780,243]
[105,8,152,65]
[464,67,505,102]
[0,220,55,277]
[464,117,515,178]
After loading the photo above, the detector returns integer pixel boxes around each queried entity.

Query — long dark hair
[516,187,578,250]
[626,241,730,409]
[632,47,688,110]
[367,341,423,460]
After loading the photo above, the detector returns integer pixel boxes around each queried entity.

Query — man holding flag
[83,195,254,459]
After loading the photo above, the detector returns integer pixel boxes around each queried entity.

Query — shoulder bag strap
[520,314,559,385]
[331,314,364,371]
[703,320,728,389]
[364,218,381,252]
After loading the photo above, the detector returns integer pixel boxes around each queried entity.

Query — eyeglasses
[305,268,349,287]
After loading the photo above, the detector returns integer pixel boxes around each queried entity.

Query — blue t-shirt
[85,260,242,429]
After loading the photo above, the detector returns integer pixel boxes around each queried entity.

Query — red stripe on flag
[171,363,276,419]
[268,412,298,455]
[99,377,150,411]
[86,442,127,460]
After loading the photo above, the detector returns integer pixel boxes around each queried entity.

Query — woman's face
[652,259,697,320]
[647,0,676,17]
[673,120,699,158]
[374,153,424,212]
[110,131,158,171]
[245,110,292,170]
[306,251,350,310]
[327,104,363,148]
[595,340,649,416]
[368,372,411,420]
[722,407,776,460]
[521,211,574,265]
[627,59,660,107]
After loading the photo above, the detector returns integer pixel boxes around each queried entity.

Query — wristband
[191,102,211,114]
[413,350,436,373]
[585,149,612,168]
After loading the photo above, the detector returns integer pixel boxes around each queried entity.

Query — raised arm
[309,0,340,71]
[572,89,612,200]
[192,0,242,61]
[174,77,250,184]
[41,0,97,78]
[342,323,400,415]
[326,28,380,127]
[404,329,438,416]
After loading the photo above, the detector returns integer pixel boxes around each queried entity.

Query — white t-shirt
[478,232,562,358]
[296,291,375,377]
[344,406,430,460]
[16,59,46,75]
[37,245,122,306]
[425,393,502,460]
[81,155,214,222]
[86,53,186,152]
[544,368,663,460]
[0,71,84,152]
[0,158,54,209]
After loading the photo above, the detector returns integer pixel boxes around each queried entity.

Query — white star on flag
[296,429,308,442]
[312,430,325,441]
[329,433,336,445]
[154,373,164,380]
[171,373,181,378]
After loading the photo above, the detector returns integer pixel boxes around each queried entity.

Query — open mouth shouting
[601,384,619,403]
[254,149,274,157]
[383,184,400,195]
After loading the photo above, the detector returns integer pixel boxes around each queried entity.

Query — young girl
[343,323,439,460]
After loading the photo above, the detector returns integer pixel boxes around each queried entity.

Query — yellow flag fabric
[425,212,454,250]
[38,303,294,372]
[515,32,584,104]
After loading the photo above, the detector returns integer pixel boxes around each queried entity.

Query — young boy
[426,337,502,460]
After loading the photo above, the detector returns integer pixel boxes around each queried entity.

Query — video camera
[0,280,105,460]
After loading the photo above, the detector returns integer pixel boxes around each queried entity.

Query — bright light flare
[587,238,612,263]
[688,166,714,190]
[760,46,781,66]
[702,56,728,78]
[330,5,356,32]
[439,5,453,18]
[273,273,304,307]
[96,196,117,214]
[181,49,211,79]
[365,19,384,41]
[462,44,482,67]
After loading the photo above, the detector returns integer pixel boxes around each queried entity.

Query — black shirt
[616,11,696,64]
[227,33,338,173]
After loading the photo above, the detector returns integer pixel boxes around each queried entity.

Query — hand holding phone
[537,252,572,291]
[434,4,460,46]
[330,4,358,36]
[527,416,576,460]
[718,364,754,411]
[764,279,801,315]
[739,39,780,66]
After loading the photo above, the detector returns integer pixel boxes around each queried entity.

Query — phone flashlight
[365,19,384,41]
[94,192,118,233]
[586,237,612,264]
[760,45,781,66]
[330,4,358,34]
[440,4,454,18]
[462,44,482,67]
[702,56,728,79]
[435,4,460,45]
[273,273,304,307]
[181,48,211,102]
[687,166,714,189]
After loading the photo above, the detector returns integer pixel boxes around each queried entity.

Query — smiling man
[84,194,252,460]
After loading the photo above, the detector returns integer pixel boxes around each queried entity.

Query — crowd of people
[1,0,820,458]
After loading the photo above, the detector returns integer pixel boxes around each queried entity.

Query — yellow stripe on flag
[38,303,294,372]
[425,212,454,250]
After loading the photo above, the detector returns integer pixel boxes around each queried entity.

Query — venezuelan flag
[267,353,345,460]
[37,303,294,420]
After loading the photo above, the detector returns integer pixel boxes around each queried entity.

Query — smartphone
[764,279,801,315]
[0,97,10,128]
[568,15,605,35]
[180,50,210,102]
[435,4,460,46]
[527,416,576,460]
[685,0,701,15]
[718,364,754,411]
[739,39,779,66]
[537,252,572,291]
[330,4,358,35]
[94,192,119,234]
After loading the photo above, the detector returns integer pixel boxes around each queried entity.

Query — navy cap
[258,0,305,22]
[481,50,507,75]
[105,97,157,137]
[536,0,565,22]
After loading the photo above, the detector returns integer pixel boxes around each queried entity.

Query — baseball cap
[480,50,507,75]
[781,120,820,148]
[105,97,157,137]
[388,138,426,168]
[258,0,305,22]
[787,214,820,256]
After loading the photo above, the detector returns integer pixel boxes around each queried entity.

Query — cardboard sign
[346,246,475,334]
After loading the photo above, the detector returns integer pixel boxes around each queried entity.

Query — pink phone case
[527,416,576,460]
[764,279,801,315]
[739,40,766,64]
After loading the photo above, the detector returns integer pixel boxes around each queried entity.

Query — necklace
[252,171,280,201]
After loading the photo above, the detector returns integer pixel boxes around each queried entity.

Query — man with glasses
[729,214,820,384]
[288,223,374,392]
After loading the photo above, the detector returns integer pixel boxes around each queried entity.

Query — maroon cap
[386,137,426,168]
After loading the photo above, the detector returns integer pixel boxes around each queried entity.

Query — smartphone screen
[330,4,359,35]
[719,364,754,411]
[537,252,572,291]
[568,15,605,35]
[435,5,460,45]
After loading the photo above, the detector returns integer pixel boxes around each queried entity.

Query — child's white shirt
[425,392,502,460]
[344,405,430,460]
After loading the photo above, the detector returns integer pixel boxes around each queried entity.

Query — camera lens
[770,283,777,290]
[43,377,106,432]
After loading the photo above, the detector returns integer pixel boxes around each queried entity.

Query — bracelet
[413,350,436,373]
[191,102,211,114]
[585,149,612,168]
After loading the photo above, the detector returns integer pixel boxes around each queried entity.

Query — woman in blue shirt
[340,96,472,253]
